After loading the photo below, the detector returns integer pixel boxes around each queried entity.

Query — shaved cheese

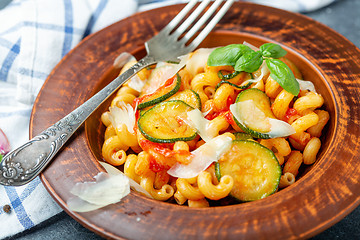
[113,52,146,92]
[230,101,296,138]
[67,172,130,212]
[113,52,136,68]
[297,78,317,93]
[143,55,188,95]
[67,196,104,213]
[242,41,260,51]
[185,48,215,76]
[109,102,137,134]
[70,172,129,205]
[167,134,233,178]
[183,108,214,142]
[267,118,296,138]
[128,74,145,92]
[99,161,153,199]
[250,61,270,84]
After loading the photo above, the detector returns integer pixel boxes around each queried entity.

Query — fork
[0,0,235,186]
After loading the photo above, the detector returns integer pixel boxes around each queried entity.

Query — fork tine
[171,0,212,39]
[180,0,224,44]
[186,0,235,52]
[160,0,199,35]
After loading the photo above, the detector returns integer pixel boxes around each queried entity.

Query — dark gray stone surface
[4,0,360,239]
[0,0,11,9]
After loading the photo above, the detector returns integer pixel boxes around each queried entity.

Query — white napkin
[0,0,336,239]
[0,0,138,238]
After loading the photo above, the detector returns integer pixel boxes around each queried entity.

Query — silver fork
[0,0,235,186]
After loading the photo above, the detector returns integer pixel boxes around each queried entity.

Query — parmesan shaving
[167,134,233,178]
[113,52,136,69]
[184,108,214,142]
[109,102,137,134]
[143,55,188,95]
[67,172,130,212]
[242,41,260,51]
[128,74,145,92]
[230,101,295,138]
[99,161,153,199]
[185,48,215,76]
[250,61,270,83]
[297,78,317,93]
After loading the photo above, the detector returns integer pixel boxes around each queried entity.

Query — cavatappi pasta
[100,42,330,207]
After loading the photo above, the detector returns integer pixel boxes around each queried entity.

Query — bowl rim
[31,2,360,239]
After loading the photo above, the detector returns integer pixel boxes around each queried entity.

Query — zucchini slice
[215,80,252,92]
[138,100,197,143]
[215,162,221,182]
[140,88,200,115]
[137,74,181,110]
[233,132,254,141]
[231,88,275,139]
[217,70,241,80]
[218,140,281,201]
[168,89,201,110]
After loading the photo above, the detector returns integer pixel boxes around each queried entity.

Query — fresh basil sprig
[207,42,299,96]
[234,51,263,73]
[260,43,287,58]
[266,58,299,96]
[207,44,252,66]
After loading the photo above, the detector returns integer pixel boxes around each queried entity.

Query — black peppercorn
[3,204,11,213]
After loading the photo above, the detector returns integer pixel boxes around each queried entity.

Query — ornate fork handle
[0,55,156,186]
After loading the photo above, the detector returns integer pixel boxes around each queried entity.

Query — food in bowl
[99,42,329,207]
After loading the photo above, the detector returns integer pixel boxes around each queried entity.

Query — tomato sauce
[284,108,298,123]
[140,139,175,158]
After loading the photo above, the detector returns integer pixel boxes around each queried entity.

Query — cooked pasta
[278,172,296,188]
[283,151,303,176]
[98,42,330,207]
[176,177,205,201]
[140,171,174,201]
[303,137,321,165]
[188,198,209,208]
[271,89,295,120]
[293,92,324,115]
[307,110,330,137]
[265,76,282,99]
[197,171,233,200]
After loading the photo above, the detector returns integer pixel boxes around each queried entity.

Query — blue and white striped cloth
[0,0,336,238]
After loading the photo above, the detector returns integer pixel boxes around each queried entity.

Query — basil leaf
[234,51,263,73]
[0,154,2,163]
[260,43,287,58]
[207,44,252,66]
[265,58,299,96]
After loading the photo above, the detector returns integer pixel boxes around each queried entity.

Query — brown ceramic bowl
[31,2,360,239]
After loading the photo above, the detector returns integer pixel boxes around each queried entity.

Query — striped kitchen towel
[0,0,138,238]
[0,0,337,239]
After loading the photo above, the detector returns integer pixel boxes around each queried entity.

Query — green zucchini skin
[137,74,181,110]
[139,89,201,116]
[138,100,197,143]
[169,89,201,110]
[217,70,241,80]
[214,162,221,182]
[233,132,254,141]
[218,140,281,202]
[232,88,275,139]
[214,80,252,92]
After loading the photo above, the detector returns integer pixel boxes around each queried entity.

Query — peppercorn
[3,204,11,213]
